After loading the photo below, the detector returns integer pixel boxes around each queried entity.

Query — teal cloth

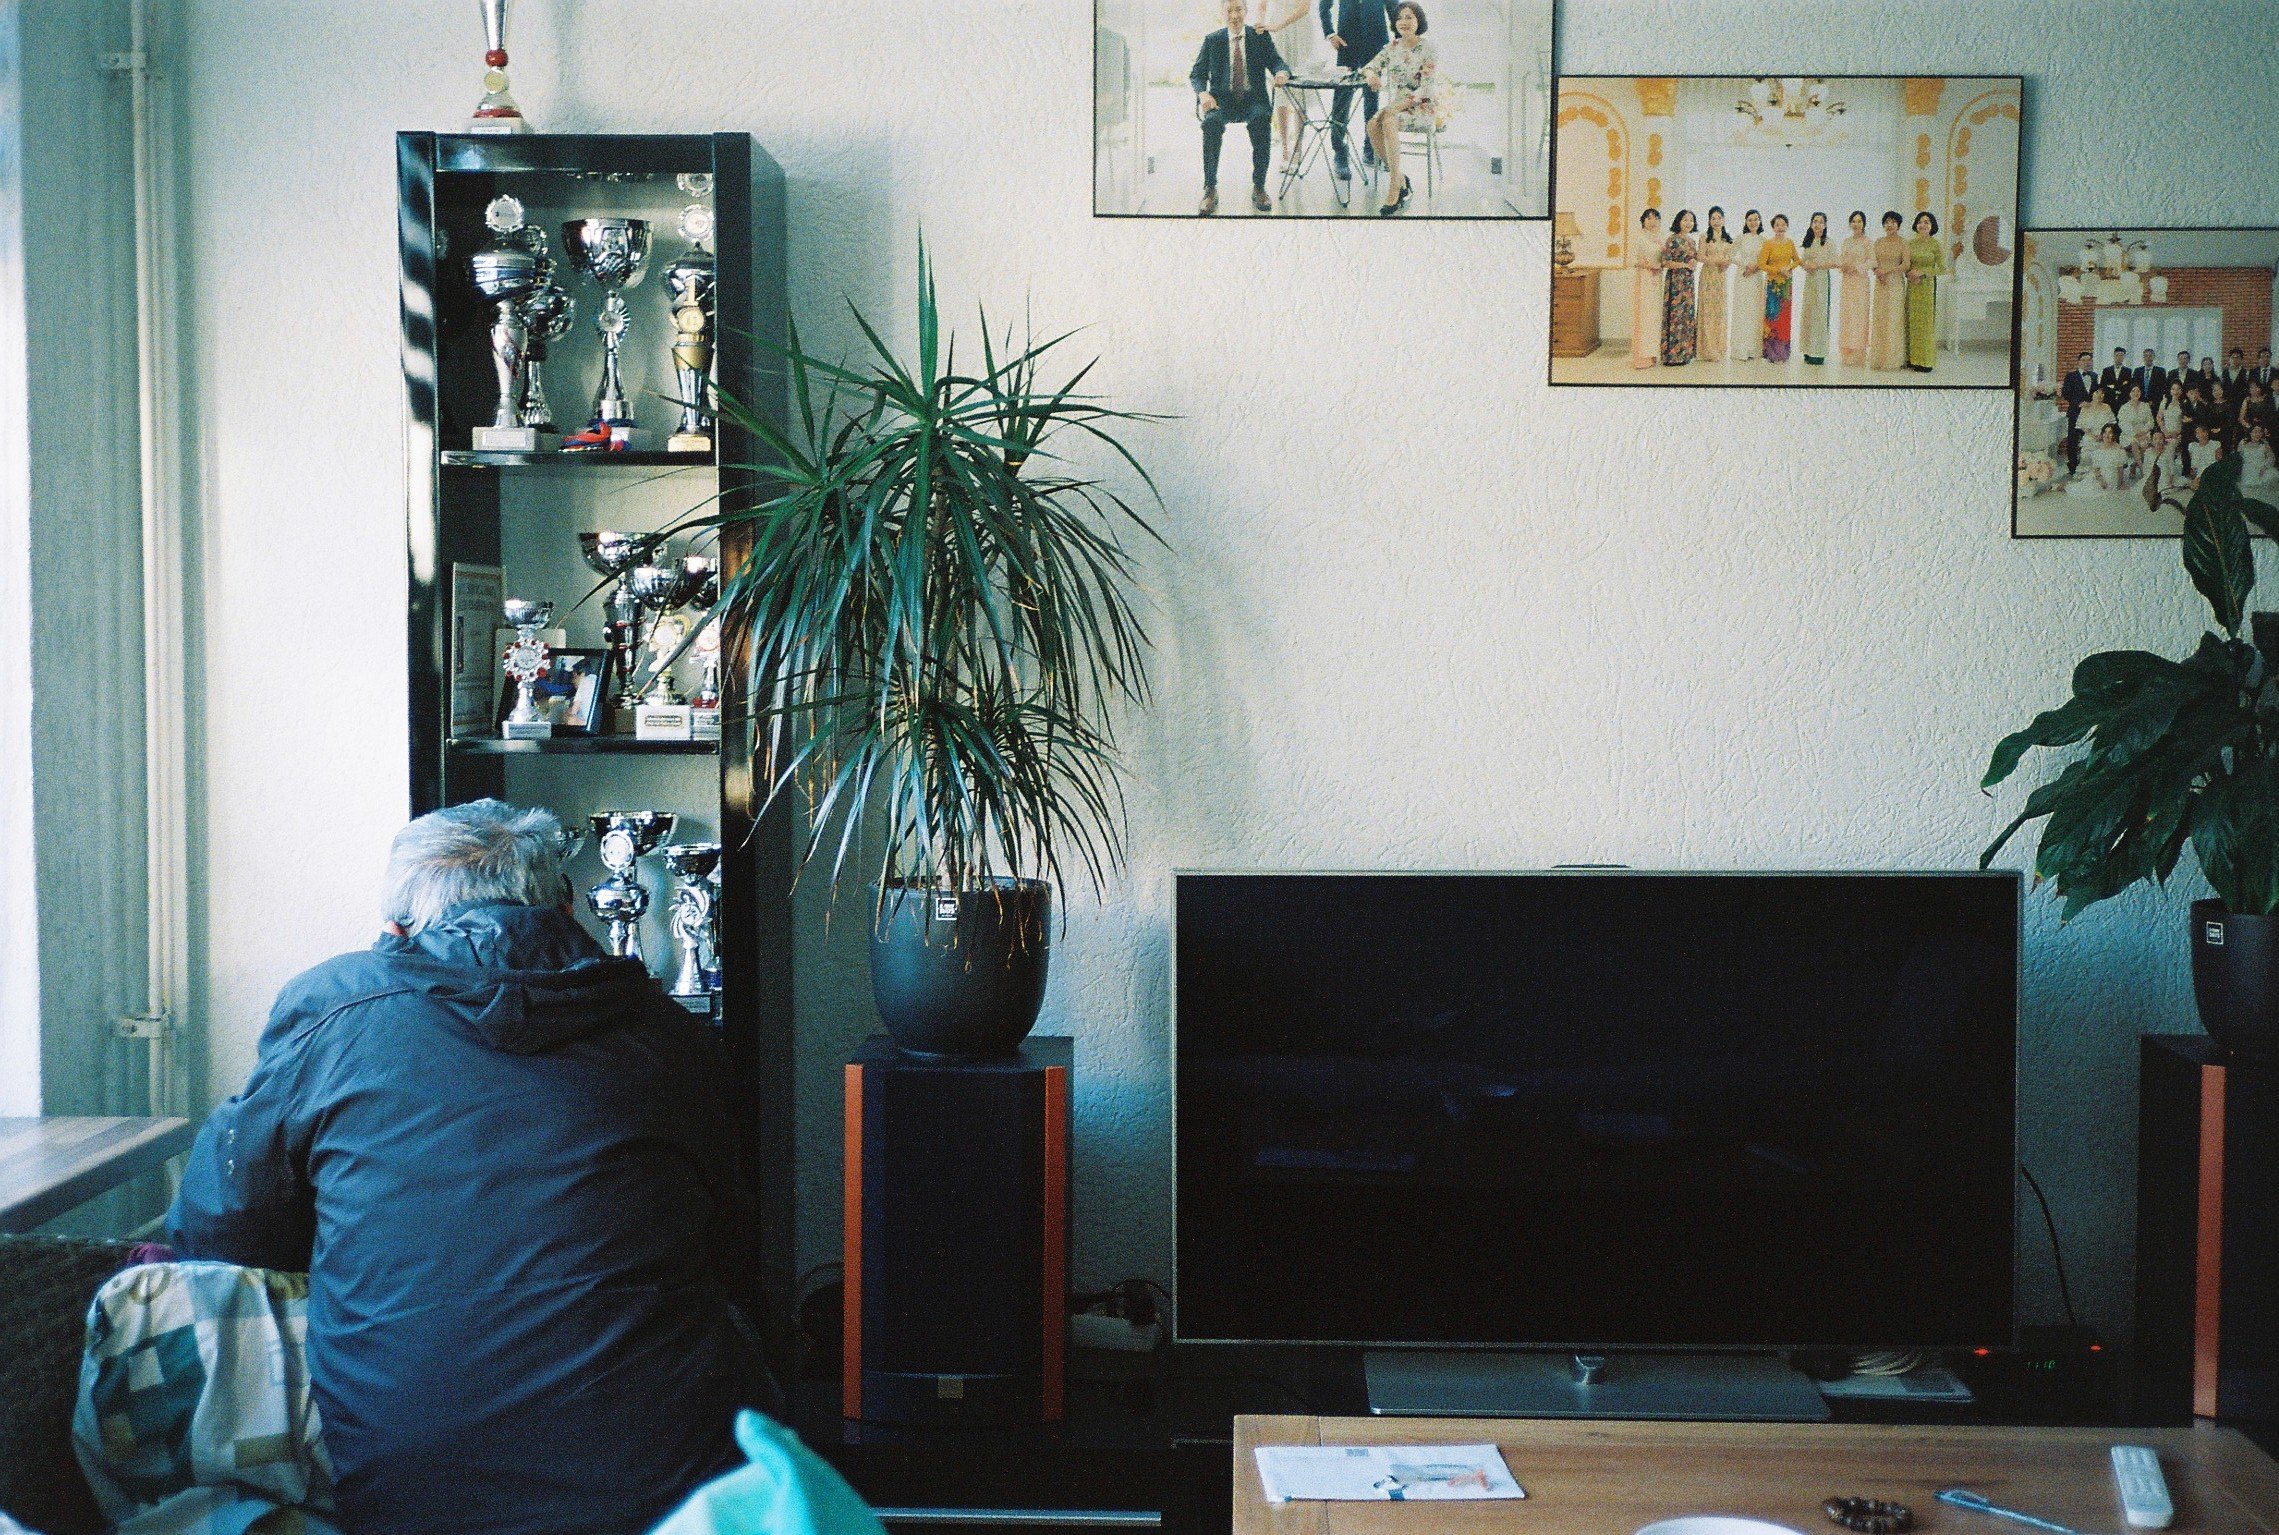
[648,1413,885,1535]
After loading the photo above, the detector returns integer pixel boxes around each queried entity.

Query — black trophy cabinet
[397,131,795,1332]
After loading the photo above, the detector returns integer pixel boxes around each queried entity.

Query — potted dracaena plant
[687,247,1161,1057]
[1981,452,2279,1058]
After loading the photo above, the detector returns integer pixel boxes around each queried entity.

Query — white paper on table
[1254,1443,1525,1502]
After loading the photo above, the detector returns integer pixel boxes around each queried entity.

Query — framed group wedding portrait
[2013,226,2279,538]
[1092,0,1554,219]
[1547,75,2022,390]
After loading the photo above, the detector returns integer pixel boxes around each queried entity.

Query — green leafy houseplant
[691,248,1162,1054]
[1981,453,2279,1054]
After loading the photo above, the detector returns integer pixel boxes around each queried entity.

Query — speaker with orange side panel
[843,1034,1070,1425]
[2134,1034,2279,1431]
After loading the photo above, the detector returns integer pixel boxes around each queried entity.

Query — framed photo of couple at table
[1546,75,2022,390]
[2013,226,2279,538]
[1092,0,1553,219]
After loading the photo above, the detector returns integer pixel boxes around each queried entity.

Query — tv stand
[1364,1350,1833,1421]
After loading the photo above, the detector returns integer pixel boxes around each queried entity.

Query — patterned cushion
[73,1261,335,1535]
[0,1237,136,1534]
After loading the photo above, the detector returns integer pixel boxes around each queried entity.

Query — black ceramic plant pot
[869,878,1051,1058]
[2191,900,2279,1061]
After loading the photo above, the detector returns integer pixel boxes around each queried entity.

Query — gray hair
[381,799,573,933]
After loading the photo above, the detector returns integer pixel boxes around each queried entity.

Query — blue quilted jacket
[168,900,772,1535]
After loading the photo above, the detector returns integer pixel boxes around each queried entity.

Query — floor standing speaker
[843,1034,1070,1424]
[2134,1034,2279,1429]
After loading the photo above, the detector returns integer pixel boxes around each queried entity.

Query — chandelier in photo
[1734,78,1848,141]
[2059,234,2165,306]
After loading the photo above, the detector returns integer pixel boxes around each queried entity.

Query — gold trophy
[664,175,717,454]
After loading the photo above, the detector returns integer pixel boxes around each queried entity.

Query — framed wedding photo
[1093,0,1553,219]
[2013,226,2279,539]
[1548,75,2022,389]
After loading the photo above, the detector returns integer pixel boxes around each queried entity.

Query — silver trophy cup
[470,197,543,449]
[514,270,575,434]
[627,554,715,706]
[499,598,555,736]
[562,218,652,435]
[577,530,658,727]
[660,841,723,1002]
[585,810,677,963]
[664,192,717,452]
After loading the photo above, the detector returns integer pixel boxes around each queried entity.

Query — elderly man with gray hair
[168,799,772,1535]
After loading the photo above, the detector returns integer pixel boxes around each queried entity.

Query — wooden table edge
[0,1116,195,1232]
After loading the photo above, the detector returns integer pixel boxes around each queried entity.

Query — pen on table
[1938,1488,2086,1535]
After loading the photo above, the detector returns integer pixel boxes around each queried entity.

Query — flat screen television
[1174,871,2018,1402]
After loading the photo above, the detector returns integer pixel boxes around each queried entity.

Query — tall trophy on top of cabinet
[561,218,652,452]
[470,197,544,451]
[665,175,718,454]
[467,0,529,134]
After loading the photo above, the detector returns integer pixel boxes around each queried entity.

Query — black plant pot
[869,878,1051,1058]
[2190,900,2279,1061]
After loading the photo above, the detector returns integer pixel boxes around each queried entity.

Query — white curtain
[2093,307,2223,372]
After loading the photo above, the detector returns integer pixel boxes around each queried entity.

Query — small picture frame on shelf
[494,647,611,736]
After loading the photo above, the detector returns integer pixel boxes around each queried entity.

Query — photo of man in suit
[2255,348,2277,392]
[1321,0,1396,179]
[2135,348,2168,410]
[1191,0,1291,214]
[2224,347,2251,395]
[2056,351,2097,470]
[2098,346,2133,406]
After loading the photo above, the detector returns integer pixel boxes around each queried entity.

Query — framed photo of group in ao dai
[1548,76,2021,390]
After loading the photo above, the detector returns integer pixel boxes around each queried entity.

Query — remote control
[2111,1445,2173,1529]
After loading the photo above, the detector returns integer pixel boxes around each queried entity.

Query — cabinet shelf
[446,735,719,757]
[404,130,792,1335]
[439,448,717,470]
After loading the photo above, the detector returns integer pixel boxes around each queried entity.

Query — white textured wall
[176,0,2279,1341]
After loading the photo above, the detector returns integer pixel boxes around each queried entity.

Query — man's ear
[382,920,407,938]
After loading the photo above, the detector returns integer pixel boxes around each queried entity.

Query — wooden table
[1235,1416,2279,1535]
[0,1116,194,1231]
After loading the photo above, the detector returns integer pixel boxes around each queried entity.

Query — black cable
[2018,1162,2079,1329]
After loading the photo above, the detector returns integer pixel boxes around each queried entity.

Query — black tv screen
[1174,871,2018,1350]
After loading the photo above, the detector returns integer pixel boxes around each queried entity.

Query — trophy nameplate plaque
[635,703,694,742]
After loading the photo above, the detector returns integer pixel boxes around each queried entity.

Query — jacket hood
[374,901,656,1054]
